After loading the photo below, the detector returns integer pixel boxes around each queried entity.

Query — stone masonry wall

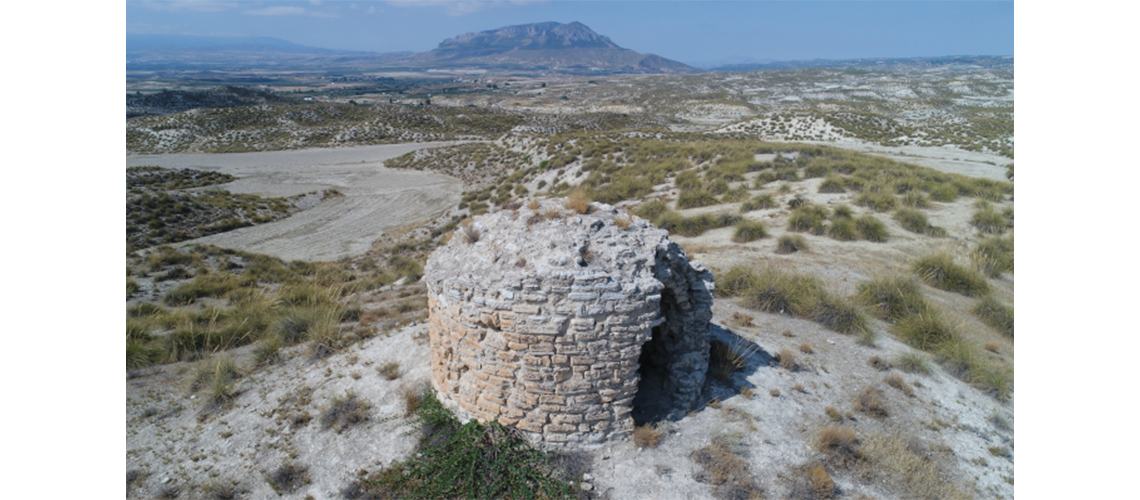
[424,198,713,447]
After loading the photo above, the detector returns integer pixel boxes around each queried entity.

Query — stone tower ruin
[424,197,714,447]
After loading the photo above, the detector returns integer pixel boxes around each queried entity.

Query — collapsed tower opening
[424,198,713,447]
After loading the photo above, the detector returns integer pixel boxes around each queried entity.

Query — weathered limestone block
[424,197,713,447]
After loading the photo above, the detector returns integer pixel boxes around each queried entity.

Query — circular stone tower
[424,197,713,447]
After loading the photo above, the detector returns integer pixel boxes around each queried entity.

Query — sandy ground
[126,143,468,262]
[804,141,1012,183]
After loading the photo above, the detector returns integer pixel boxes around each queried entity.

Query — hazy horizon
[126,1,1014,67]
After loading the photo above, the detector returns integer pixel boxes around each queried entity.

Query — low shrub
[814,427,859,465]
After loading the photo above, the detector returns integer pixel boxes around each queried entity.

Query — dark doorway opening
[632,323,671,425]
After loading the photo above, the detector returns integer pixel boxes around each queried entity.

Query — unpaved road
[126,142,469,262]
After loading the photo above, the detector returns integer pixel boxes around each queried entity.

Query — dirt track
[126,142,468,261]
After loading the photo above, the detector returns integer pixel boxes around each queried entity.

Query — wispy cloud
[382,0,545,17]
[244,5,339,17]
[135,0,239,12]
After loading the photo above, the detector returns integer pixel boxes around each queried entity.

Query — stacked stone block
[424,198,713,446]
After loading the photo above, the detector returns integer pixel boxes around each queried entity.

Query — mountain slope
[409,21,696,74]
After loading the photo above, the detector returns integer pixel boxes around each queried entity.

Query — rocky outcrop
[424,198,713,447]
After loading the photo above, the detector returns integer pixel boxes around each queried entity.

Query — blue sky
[127,1,1013,65]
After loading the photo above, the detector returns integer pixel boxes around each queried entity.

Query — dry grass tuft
[972,295,1014,338]
[709,338,757,382]
[984,342,1001,353]
[857,434,971,500]
[525,198,540,210]
[790,463,836,500]
[613,214,632,229]
[824,407,844,422]
[912,252,991,297]
[814,426,859,465]
[690,436,764,500]
[776,234,810,254]
[320,392,371,433]
[378,361,401,380]
[799,343,814,354]
[867,356,891,371]
[634,423,664,449]
[770,388,781,397]
[778,348,798,371]
[730,311,754,327]
[399,384,427,417]
[893,351,932,375]
[564,190,592,214]
[884,374,915,397]
[267,462,310,495]
[740,387,755,399]
[852,386,889,418]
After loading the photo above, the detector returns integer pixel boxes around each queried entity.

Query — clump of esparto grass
[163,273,243,306]
[854,214,888,242]
[732,219,768,242]
[852,386,888,418]
[678,188,720,209]
[894,208,937,235]
[817,175,846,193]
[830,204,853,220]
[690,435,764,500]
[351,389,576,499]
[267,462,310,495]
[525,198,540,210]
[912,252,991,296]
[970,206,1010,234]
[827,218,856,241]
[799,343,813,354]
[716,265,867,334]
[721,186,750,203]
[788,204,829,234]
[891,308,956,351]
[634,423,664,449]
[378,361,401,380]
[807,293,869,335]
[563,190,592,214]
[320,392,371,433]
[971,235,1014,277]
[856,275,927,321]
[777,348,797,371]
[892,351,932,375]
[901,191,930,208]
[814,427,859,466]
[972,296,1014,338]
[884,374,915,396]
[127,278,140,297]
[305,307,347,359]
[776,234,809,254]
[253,336,283,366]
[856,191,897,212]
[709,338,756,382]
[740,193,776,212]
